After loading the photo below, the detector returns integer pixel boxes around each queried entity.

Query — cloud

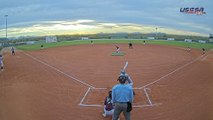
[0,19,207,37]
[0,0,212,37]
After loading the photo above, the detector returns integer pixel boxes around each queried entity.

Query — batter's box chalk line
[79,87,161,108]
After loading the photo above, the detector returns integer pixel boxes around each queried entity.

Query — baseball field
[0,40,213,120]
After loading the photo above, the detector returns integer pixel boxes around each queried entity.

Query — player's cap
[118,75,127,84]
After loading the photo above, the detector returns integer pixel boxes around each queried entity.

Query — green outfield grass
[16,39,213,51]
[146,40,213,50]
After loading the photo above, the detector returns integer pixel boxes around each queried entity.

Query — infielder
[91,40,94,46]
[143,40,146,45]
[202,48,205,54]
[128,42,133,49]
[11,47,15,55]
[187,46,191,52]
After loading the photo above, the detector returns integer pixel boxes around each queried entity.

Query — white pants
[116,48,120,53]
[104,109,114,116]
[0,61,3,67]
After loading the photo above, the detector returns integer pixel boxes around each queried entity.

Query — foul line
[23,52,95,89]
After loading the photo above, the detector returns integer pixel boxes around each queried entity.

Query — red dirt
[0,44,212,120]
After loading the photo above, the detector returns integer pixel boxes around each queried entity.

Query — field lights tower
[5,15,8,40]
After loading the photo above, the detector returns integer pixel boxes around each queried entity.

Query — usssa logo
[180,7,206,15]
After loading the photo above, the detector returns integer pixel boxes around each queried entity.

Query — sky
[0,0,212,38]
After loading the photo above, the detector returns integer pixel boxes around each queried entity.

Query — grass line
[16,39,213,51]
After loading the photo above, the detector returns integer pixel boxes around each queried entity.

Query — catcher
[102,90,114,117]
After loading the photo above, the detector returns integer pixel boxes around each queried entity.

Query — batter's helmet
[118,75,127,84]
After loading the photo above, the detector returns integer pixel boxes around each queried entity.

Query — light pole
[5,15,8,40]
[155,27,158,39]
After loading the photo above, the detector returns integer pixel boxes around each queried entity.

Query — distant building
[26,41,35,45]
[46,36,57,43]
[184,39,192,42]
[167,38,175,41]
[81,37,89,40]
[198,40,206,43]
[147,37,155,40]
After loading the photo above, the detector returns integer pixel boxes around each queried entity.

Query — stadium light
[5,15,8,40]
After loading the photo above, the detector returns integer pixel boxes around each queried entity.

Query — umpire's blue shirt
[112,84,134,103]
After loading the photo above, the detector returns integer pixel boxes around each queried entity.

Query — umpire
[112,75,134,120]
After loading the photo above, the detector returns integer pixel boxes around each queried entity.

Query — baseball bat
[122,61,128,71]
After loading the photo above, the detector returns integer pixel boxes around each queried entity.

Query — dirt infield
[0,44,213,120]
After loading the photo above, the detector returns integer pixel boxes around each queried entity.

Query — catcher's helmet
[118,75,127,84]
